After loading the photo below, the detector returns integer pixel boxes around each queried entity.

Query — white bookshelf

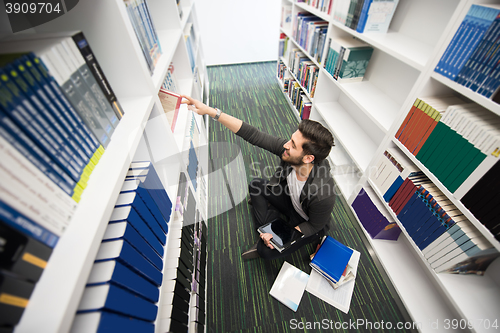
[278,0,500,332]
[2,0,209,332]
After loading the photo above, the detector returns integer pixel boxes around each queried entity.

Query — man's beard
[282,150,305,166]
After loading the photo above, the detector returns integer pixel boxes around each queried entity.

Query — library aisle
[205,61,413,332]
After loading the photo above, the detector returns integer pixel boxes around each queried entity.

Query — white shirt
[287,169,309,221]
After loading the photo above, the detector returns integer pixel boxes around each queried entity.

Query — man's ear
[303,154,315,164]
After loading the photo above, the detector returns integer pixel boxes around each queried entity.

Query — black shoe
[241,242,260,260]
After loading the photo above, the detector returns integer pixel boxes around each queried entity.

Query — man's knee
[249,178,266,195]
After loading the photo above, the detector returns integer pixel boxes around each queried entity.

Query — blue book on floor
[109,206,164,258]
[87,260,159,303]
[72,311,154,333]
[95,239,162,286]
[102,221,163,271]
[310,236,353,283]
[77,283,157,322]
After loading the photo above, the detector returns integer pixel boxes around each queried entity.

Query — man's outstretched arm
[181,95,242,134]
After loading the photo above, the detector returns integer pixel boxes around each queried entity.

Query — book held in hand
[158,89,181,132]
[257,218,304,252]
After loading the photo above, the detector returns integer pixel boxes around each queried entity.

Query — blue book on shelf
[3,58,94,165]
[0,108,76,196]
[109,206,164,258]
[95,239,162,286]
[78,283,157,322]
[102,221,163,271]
[87,260,159,303]
[0,199,59,248]
[383,176,404,202]
[72,311,154,333]
[127,161,173,223]
[0,70,82,182]
[436,5,500,80]
[310,236,353,283]
[0,64,87,172]
[26,52,102,151]
[455,14,500,87]
[121,179,168,233]
[115,191,166,245]
[396,191,419,229]
[356,0,373,33]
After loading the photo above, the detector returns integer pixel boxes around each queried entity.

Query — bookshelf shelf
[431,73,500,117]
[14,96,155,333]
[367,178,500,332]
[1,0,209,332]
[392,139,500,253]
[279,0,499,331]
[315,101,377,171]
[152,29,184,90]
[339,80,400,133]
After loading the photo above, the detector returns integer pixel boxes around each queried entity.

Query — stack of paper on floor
[269,261,309,312]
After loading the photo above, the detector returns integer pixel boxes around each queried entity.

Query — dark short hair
[298,119,334,163]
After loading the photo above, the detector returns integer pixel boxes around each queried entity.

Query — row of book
[351,187,401,241]
[395,96,499,194]
[296,0,400,34]
[292,13,329,65]
[288,49,319,98]
[0,32,126,200]
[278,33,290,59]
[124,0,162,75]
[0,221,53,331]
[435,4,500,100]
[461,160,500,241]
[184,23,197,73]
[283,76,312,120]
[387,173,496,273]
[158,172,206,332]
[296,0,333,15]
[368,148,498,273]
[72,161,173,332]
[323,36,374,82]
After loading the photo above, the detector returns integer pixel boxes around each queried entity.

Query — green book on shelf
[434,133,468,182]
[337,45,374,82]
[416,121,447,165]
[425,126,456,176]
[448,150,486,193]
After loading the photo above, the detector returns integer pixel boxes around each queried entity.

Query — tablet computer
[257,218,304,252]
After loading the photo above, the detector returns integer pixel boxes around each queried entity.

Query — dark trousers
[248,178,322,260]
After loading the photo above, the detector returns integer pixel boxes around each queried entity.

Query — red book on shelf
[389,178,410,208]
[401,102,426,149]
[413,117,440,156]
[408,105,435,154]
[396,100,419,142]
[158,88,181,132]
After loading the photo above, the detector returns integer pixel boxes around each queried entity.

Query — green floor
[205,61,412,332]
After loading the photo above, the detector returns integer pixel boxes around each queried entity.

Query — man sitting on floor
[182,95,336,260]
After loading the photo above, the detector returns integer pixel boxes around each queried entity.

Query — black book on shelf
[0,221,53,283]
[0,270,35,327]
[72,32,125,119]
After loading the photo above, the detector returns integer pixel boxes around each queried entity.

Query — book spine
[27,53,102,152]
[18,56,96,162]
[0,118,76,198]
[356,0,373,33]
[5,61,91,172]
[71,32,124,119]
[0,72,83,182]
[0,199,59,248]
